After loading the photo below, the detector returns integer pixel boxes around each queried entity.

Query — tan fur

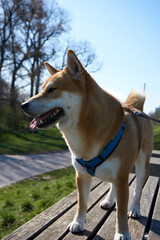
[77,71,124,158]
[22,50,153,240]
[124,90,145,111]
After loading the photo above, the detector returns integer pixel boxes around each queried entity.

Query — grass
[0,125,67,155]
[0,167,76,239]
[153,124,160,150]
[0,124,160,155]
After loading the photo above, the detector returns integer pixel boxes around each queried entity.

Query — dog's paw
[128,205,141,218]
[114,232,130,240]
[100,199,114,209]
[68,220,84,233]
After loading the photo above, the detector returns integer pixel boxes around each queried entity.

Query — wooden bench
[3,153,160,240]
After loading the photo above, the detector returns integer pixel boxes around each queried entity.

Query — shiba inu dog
[21,50,153,240]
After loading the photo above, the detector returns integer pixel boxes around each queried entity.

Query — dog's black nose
[21,102,29,111]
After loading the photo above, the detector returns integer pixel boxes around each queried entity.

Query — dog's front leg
[69,172,92,233]
[114,179,130,240]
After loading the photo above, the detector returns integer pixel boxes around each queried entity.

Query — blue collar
[76,123,125,176]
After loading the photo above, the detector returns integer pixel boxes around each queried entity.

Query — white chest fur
[57,91,120,182]
[72,156,120,182]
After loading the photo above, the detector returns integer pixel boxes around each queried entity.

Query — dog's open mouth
[30,107,64,130]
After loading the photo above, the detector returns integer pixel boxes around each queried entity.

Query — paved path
[0,151,72,188]
[0,150,159,189]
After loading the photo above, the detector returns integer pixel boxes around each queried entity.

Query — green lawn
[0,126,67,155]
[0,167,76,239]
[0,123,160,155]
[153,124,160,150]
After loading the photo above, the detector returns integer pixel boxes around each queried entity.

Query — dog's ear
[44,62,60,75]
[67,50,84,79]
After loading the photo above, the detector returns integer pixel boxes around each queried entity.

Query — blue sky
[58,0,160,113]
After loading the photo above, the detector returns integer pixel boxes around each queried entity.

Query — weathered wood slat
[3,178,101,240]
[148,185,160,240]
[94,176,158,240]
[149,157,160,178]
[93,174,136,240]
[64,174,135,240]
[35,181,111,240]
[129,176,159,240]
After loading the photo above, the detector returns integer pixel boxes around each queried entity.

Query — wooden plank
[148,186,160,240]
[149,156,160,178]
[93,174,136,240]
[151,150,160,158]
[94,176,158,240]
[3,178,101,240]
[63,174,135,240]
[129,176,159,240]
[150,157,160,165]
[35,181,111,239]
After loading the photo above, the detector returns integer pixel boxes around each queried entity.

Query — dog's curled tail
[124,90,145,111]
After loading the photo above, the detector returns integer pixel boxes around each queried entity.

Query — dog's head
[21,50,86,130]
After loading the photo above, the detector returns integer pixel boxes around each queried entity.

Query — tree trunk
[10,72,16,130]
[30,59,36,97]
[35,60,41,95]
[30,74,35,97]
[10,71,16,108]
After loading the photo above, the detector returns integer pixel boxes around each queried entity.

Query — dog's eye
[47,87,56,93]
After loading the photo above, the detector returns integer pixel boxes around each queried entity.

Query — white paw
[128,205,141,218]
[68,220,84,233]
[100,199,114,209]
[114,232,130,240]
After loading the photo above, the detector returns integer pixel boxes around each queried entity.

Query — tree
[0,78,10,101]
[149,107,160,124]
[18,1,102,97]
[56,39,102,72]
[0,0,19,79]
[18,0,69,97]
[0,0,102,129]
[0,0,33,128]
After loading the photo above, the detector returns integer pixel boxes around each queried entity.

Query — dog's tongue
[30,118,40,130]
[30,109,54,130]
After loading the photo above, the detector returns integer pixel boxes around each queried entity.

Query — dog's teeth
[55,108,60,113]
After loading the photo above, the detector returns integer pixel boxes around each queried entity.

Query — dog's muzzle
[21,102,29,112]
[21,101,64,130]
